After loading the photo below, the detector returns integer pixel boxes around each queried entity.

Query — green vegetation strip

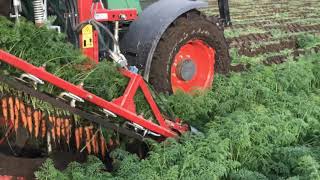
[36,53,320,179]
[0,11,319,179]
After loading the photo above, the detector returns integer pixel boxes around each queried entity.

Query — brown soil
[227,32,273,47]
[263,45,320,65]
[230,64,252,73]
[229,17,320,29]
[229,21,273,29]
[265,24,320,33]
[264,55,287,65]
[0,144,86,180]
[232,45,320,72]
[238,39,297,57]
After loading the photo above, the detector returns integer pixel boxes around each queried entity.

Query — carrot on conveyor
[26,107,33,134]
[75,127,80,151]
[49,116,56,142]
[85,126,92,154]
[61,118,65,139]
[14,97,20,132]
[100,134,107,159]
[90,128,95,154]
[95,135,99,154]
[79,126,83,142]
[8,97,14,124]
[19,101,27,128]
[41,116,46,138]
[1,97,8,123]
[33,110,40,138]
[92,129,98,154]
[65,119,70,145]
[56,118,61,142]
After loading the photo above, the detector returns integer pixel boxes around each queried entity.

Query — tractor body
[0,0,231,178]
[0,0,230,94]
[0,0,227,146]
[0,0,230,145]
[0,0,231,141]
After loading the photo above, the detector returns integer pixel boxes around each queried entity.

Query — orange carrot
[38,111,43,137]
[92,129,98,154]
[56,118,61,142]
[14,98,20,132]
[65,119,70,145]
[8,97,14,124]
[61,119,65,139]
[41,116,46,138]
[79,126,83,141]
[49,116,56,141]
[33,110,40,138]
[19,102,27,128]
[100,135,106,159]
[90,128,95,153]
[26,107,33,134]
[85,126,92,154]
[95,135,99,154]
[75,127,80,151]
[1,97,8,123]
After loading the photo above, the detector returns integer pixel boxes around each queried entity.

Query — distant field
[204,0,320,65]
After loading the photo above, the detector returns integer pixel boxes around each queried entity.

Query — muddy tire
[149,11,231,94]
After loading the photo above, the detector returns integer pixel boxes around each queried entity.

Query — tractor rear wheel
[149,12,230,94]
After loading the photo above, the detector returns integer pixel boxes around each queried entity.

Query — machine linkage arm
[0,50,188,138]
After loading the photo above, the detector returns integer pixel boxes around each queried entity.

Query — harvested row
[237,39,297,57]
[227,32,273,47]
[228,31,319,50]
[264,44,320,65]
[227,23,320,42]
[0,96,114,159]
[230,44,320,73]
[266,23,320,33]
[230,17,320,29]
[232,12,318,21]
[228,0,318,10]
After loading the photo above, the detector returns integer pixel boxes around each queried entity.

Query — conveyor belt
[0,75,143,141]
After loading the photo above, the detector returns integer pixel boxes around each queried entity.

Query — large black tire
[149,11,231,93]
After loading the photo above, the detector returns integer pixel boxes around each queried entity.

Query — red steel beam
[0,50,177,138]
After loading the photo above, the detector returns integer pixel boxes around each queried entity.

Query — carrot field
[33,0,320,179]
[208,0,320,65]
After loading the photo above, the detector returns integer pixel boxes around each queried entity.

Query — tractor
[0,0,231,94]
[0,0,230,178]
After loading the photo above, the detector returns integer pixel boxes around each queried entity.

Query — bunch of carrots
[75,126,109,158]
[1,96,45,138]
[48,116,72,145]
[1,96,112,159]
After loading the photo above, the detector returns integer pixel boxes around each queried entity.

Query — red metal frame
[91,2,138,22]
[171,40,216,93]
[0,176,25,180]
[79,31,99,63]
[77,0,138,62]
[78,1,137,22]
[0,50,189,138]
[78,0,98,62]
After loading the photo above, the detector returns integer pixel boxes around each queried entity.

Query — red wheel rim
[171,39,215,93]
